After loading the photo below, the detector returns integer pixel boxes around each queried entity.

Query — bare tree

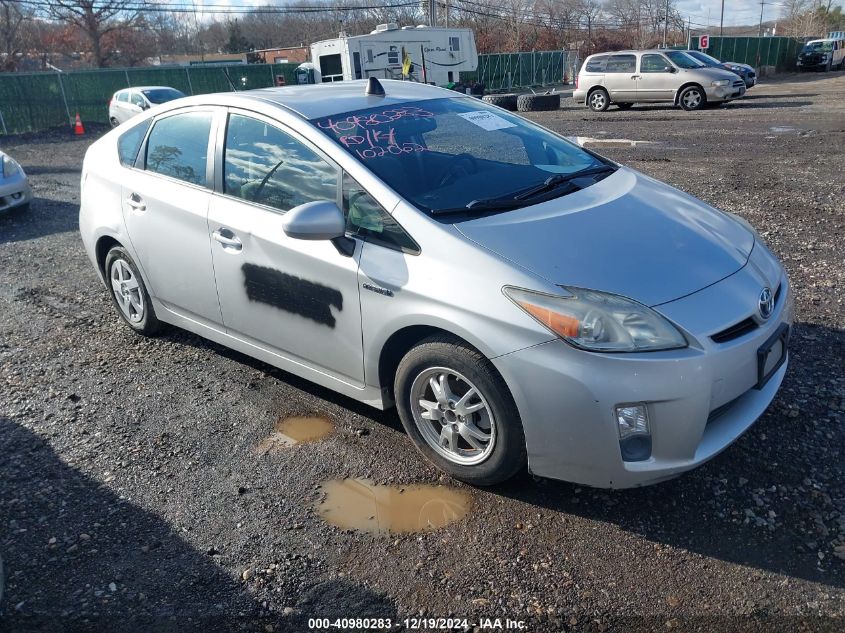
[48,0,144,67]
[0,0,30,59]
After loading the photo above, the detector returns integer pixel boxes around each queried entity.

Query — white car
[108,86,186,127]
[0,150,31,212]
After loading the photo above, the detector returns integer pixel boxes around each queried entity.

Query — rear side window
[224,113,338,211]
[117,91,129,103]
[606,55,636,73]
[118,119,152,167]
[145,111,212,186]
[585,56,608,72]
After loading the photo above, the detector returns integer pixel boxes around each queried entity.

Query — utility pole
[445,0,450,28]
[662,0,670,48]
[758,1,765,37]
[428,0,437,27]
[720,0,725,36]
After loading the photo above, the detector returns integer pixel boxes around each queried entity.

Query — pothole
[255,416,333,453]
[315,479,470,535]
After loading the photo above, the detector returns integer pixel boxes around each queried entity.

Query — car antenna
[365,77,385,96]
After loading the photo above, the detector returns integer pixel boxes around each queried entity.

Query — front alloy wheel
[679,86,706,111]
[395,335,526,486]
[411,367,496,466]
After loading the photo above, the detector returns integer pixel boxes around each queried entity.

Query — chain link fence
[0,63,299,136]
[462,50,576,92]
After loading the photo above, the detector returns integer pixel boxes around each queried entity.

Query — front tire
[109,117,120,128]
[679,85,706,111]
[104,246,161,335]
[587,88,609,112]
[394,336,526,486]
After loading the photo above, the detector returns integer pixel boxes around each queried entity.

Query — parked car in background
[80,79,791,488]
[797,38,845,71]
[108,86,186,127]
[685,50,757,88]
[574,49,746,111]
[0,150,31,213]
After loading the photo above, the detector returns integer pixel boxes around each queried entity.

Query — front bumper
[707,82,746,102]
[493,253,793,489]
[0,172,32,212]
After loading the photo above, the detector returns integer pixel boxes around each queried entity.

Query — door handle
[126,193,145,212]
[631,75,640,79]
[212,228,242,251]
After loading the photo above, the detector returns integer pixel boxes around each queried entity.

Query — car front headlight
[728,65,744,72]
[1,155,20,178]
[711,79,730,87]
[504,286,687,352]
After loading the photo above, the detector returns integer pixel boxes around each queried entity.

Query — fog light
[615,403,652,462]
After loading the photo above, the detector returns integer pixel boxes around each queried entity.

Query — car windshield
[311,97,605,216]
[803,41,833,52]
[665,51,706,69]
[141,88,185,104]
[689,51,721,66]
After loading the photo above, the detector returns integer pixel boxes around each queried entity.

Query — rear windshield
[665,51,705,69]
[141,88,185,104]
[311,97,603,216]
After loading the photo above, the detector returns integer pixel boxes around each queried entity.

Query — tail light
[575,74,579,89]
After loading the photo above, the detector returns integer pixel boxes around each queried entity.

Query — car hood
[725,61,754,71]
[454,168,754,307]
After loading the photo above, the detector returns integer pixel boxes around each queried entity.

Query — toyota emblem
[758,287,774,320]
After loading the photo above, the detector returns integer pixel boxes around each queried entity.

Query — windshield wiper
[430,164,618,217]
[514,164,617,200]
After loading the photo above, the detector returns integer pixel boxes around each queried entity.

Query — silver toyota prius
[79,79,792,488]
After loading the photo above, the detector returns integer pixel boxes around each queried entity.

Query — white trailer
[309,23,478,86]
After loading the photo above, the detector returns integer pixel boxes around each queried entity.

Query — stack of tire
[482,93,560,112]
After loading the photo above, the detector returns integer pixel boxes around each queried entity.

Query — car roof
[173,80,461,121]
[114,86,180,94]
[587,49,689,57]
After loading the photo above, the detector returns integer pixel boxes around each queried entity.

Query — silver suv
[574,49,746,112]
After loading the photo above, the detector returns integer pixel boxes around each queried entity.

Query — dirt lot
[1,72,844,632]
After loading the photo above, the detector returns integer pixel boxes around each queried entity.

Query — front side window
[224,114,338,212]
[343,174,418,253]
[118,118,152,167]
[605,54,636,73]
[311,97,605,217]
[640,54,670,73]
[145,111,212,186]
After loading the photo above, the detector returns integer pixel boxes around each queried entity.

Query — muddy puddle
[255,416,333,453]
[316,479,470,535]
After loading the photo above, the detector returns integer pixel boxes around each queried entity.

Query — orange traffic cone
[73,113,84,135]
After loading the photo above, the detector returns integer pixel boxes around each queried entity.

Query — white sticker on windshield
[457,111,516,131]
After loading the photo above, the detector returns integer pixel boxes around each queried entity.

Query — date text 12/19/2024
[307,617,528,630]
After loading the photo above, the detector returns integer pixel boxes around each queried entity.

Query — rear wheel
[587,88,609,112]
[104,246,161,335]
[394,335,526,486]
[109,117,120,128]
[679,85,706,111]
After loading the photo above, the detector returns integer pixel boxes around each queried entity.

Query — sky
[173,1,829,30]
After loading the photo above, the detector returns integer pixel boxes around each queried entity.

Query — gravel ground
[1,72,844,632]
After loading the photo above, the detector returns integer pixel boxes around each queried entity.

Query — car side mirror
[282,200,346,241]
[665,66,677,73]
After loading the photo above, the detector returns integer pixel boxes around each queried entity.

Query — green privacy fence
[0,63,299,135]
[689,36,807,71]
[462,50,576,91]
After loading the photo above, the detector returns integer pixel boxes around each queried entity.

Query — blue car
[687,50,757,89]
